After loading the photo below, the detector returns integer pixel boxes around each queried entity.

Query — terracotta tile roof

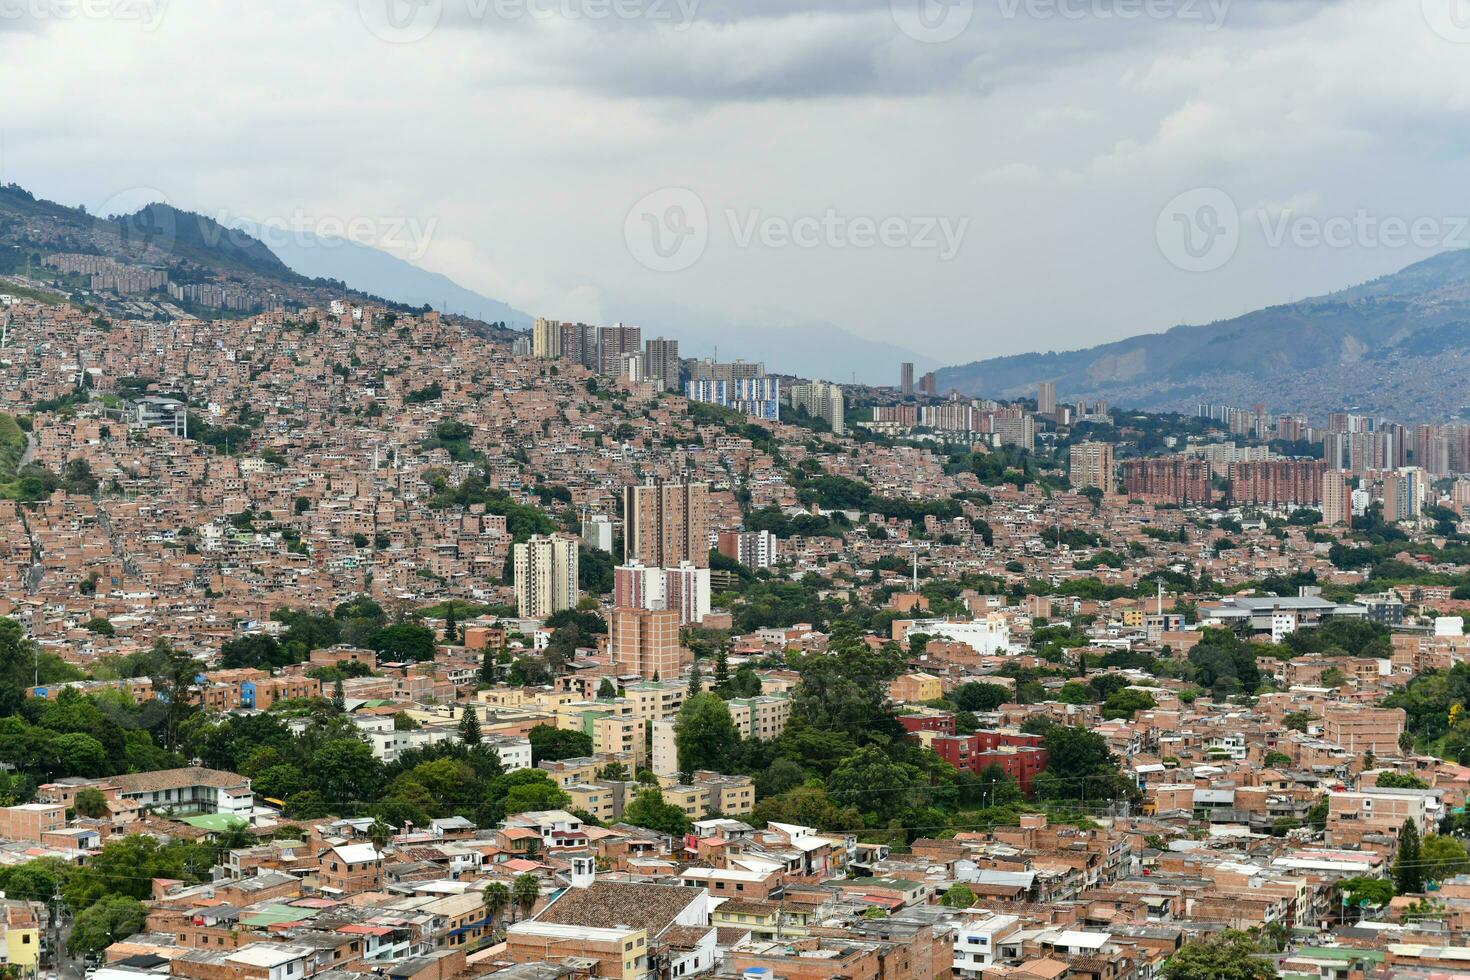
[110,767,250,793]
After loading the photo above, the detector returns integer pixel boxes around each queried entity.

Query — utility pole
[49,883,64,975]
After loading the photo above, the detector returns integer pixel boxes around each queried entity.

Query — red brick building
[931,731,1048,796]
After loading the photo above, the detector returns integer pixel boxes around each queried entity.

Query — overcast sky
[3,0,1469,365]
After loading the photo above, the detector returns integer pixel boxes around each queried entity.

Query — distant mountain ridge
[0,182,929,381]
[265,232,532,329]
[934,250,1470,421]
[0,184,515,338]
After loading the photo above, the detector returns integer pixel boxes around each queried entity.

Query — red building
[931,731,1048,796]
[1122,458,1213,503]
[1227,459,1325,507]
[898,712,956,736]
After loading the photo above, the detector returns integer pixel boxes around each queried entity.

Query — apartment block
[0,804,65,842]
[1069,441,1115,493]
[623,479,710,569]
[513,533,579,619]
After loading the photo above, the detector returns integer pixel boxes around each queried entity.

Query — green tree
[74,787,108,819]
[68,895,147,955]
[750,785,862,832]
[756,758,806,798]
[1395,818,1425,895]
[480,645,499,685]
[458,709,482,746]
[623,788,694,835]
[151,640,205,751]
[950,681,1010,712]
[597,678,617,699]
[675,693,739,776]
[310,739,383,809]
[484,881,511,935]
[789,632,902,739]
[84,617,114,636]
[825,745,931,823]
[1032,726,1139,803]
[1283,711,1316,732]
[1159,930,1272,980]
[1340,876,1394,909]
[969,763,1023,808]
[713,646,731,692]
[942,883,976,908]
[253,764,308,802]
[513,873,540,921]
[1102,688,1157,720]
[528,725,593,764]
[1421,833,1470,882]
[687,661,704,700]
[63,835,211,909]
[484,770,571,824]
[369,624,438,662]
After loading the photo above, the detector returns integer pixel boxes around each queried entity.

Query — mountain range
[0,182,929,381]
[12,181,1469,412]
[934,250,1470,422]
[264,232,533,329]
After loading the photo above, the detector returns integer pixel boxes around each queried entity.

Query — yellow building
[0,901,41,976]
[506,922,648,978]
[692,771,756,816]
[565,782,620,823]
[725,695,792,741]
[538,757,602,789]
[658,783,712,820]
[593,716,644,766]
[622,681,686,723]
[712,900,809,940]
[887,672,943,705]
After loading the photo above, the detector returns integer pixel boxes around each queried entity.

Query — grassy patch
[0,277,68,305]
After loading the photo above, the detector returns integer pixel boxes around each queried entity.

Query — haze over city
[4,0,1470,368]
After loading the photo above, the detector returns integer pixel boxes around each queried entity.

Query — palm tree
[367,817,392,884]
[483,882,510,938]
[512,873,539,922]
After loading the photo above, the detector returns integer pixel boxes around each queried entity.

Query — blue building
[685,377,781,421]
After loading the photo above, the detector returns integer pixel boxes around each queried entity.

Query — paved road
[18,431,35,467]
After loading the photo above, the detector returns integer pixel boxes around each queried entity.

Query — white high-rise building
[613,560,710,626]
[514,534,580,619]
[532,317,563,359]
[789,380,846,435]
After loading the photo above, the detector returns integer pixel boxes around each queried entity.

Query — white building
[789,379,846,435]
[352,716,530,770]
[581,514,615,553]
[514,533,580,619]
[953,911,1020,977]
[903,615,1014,656]
[613,560,711,627]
